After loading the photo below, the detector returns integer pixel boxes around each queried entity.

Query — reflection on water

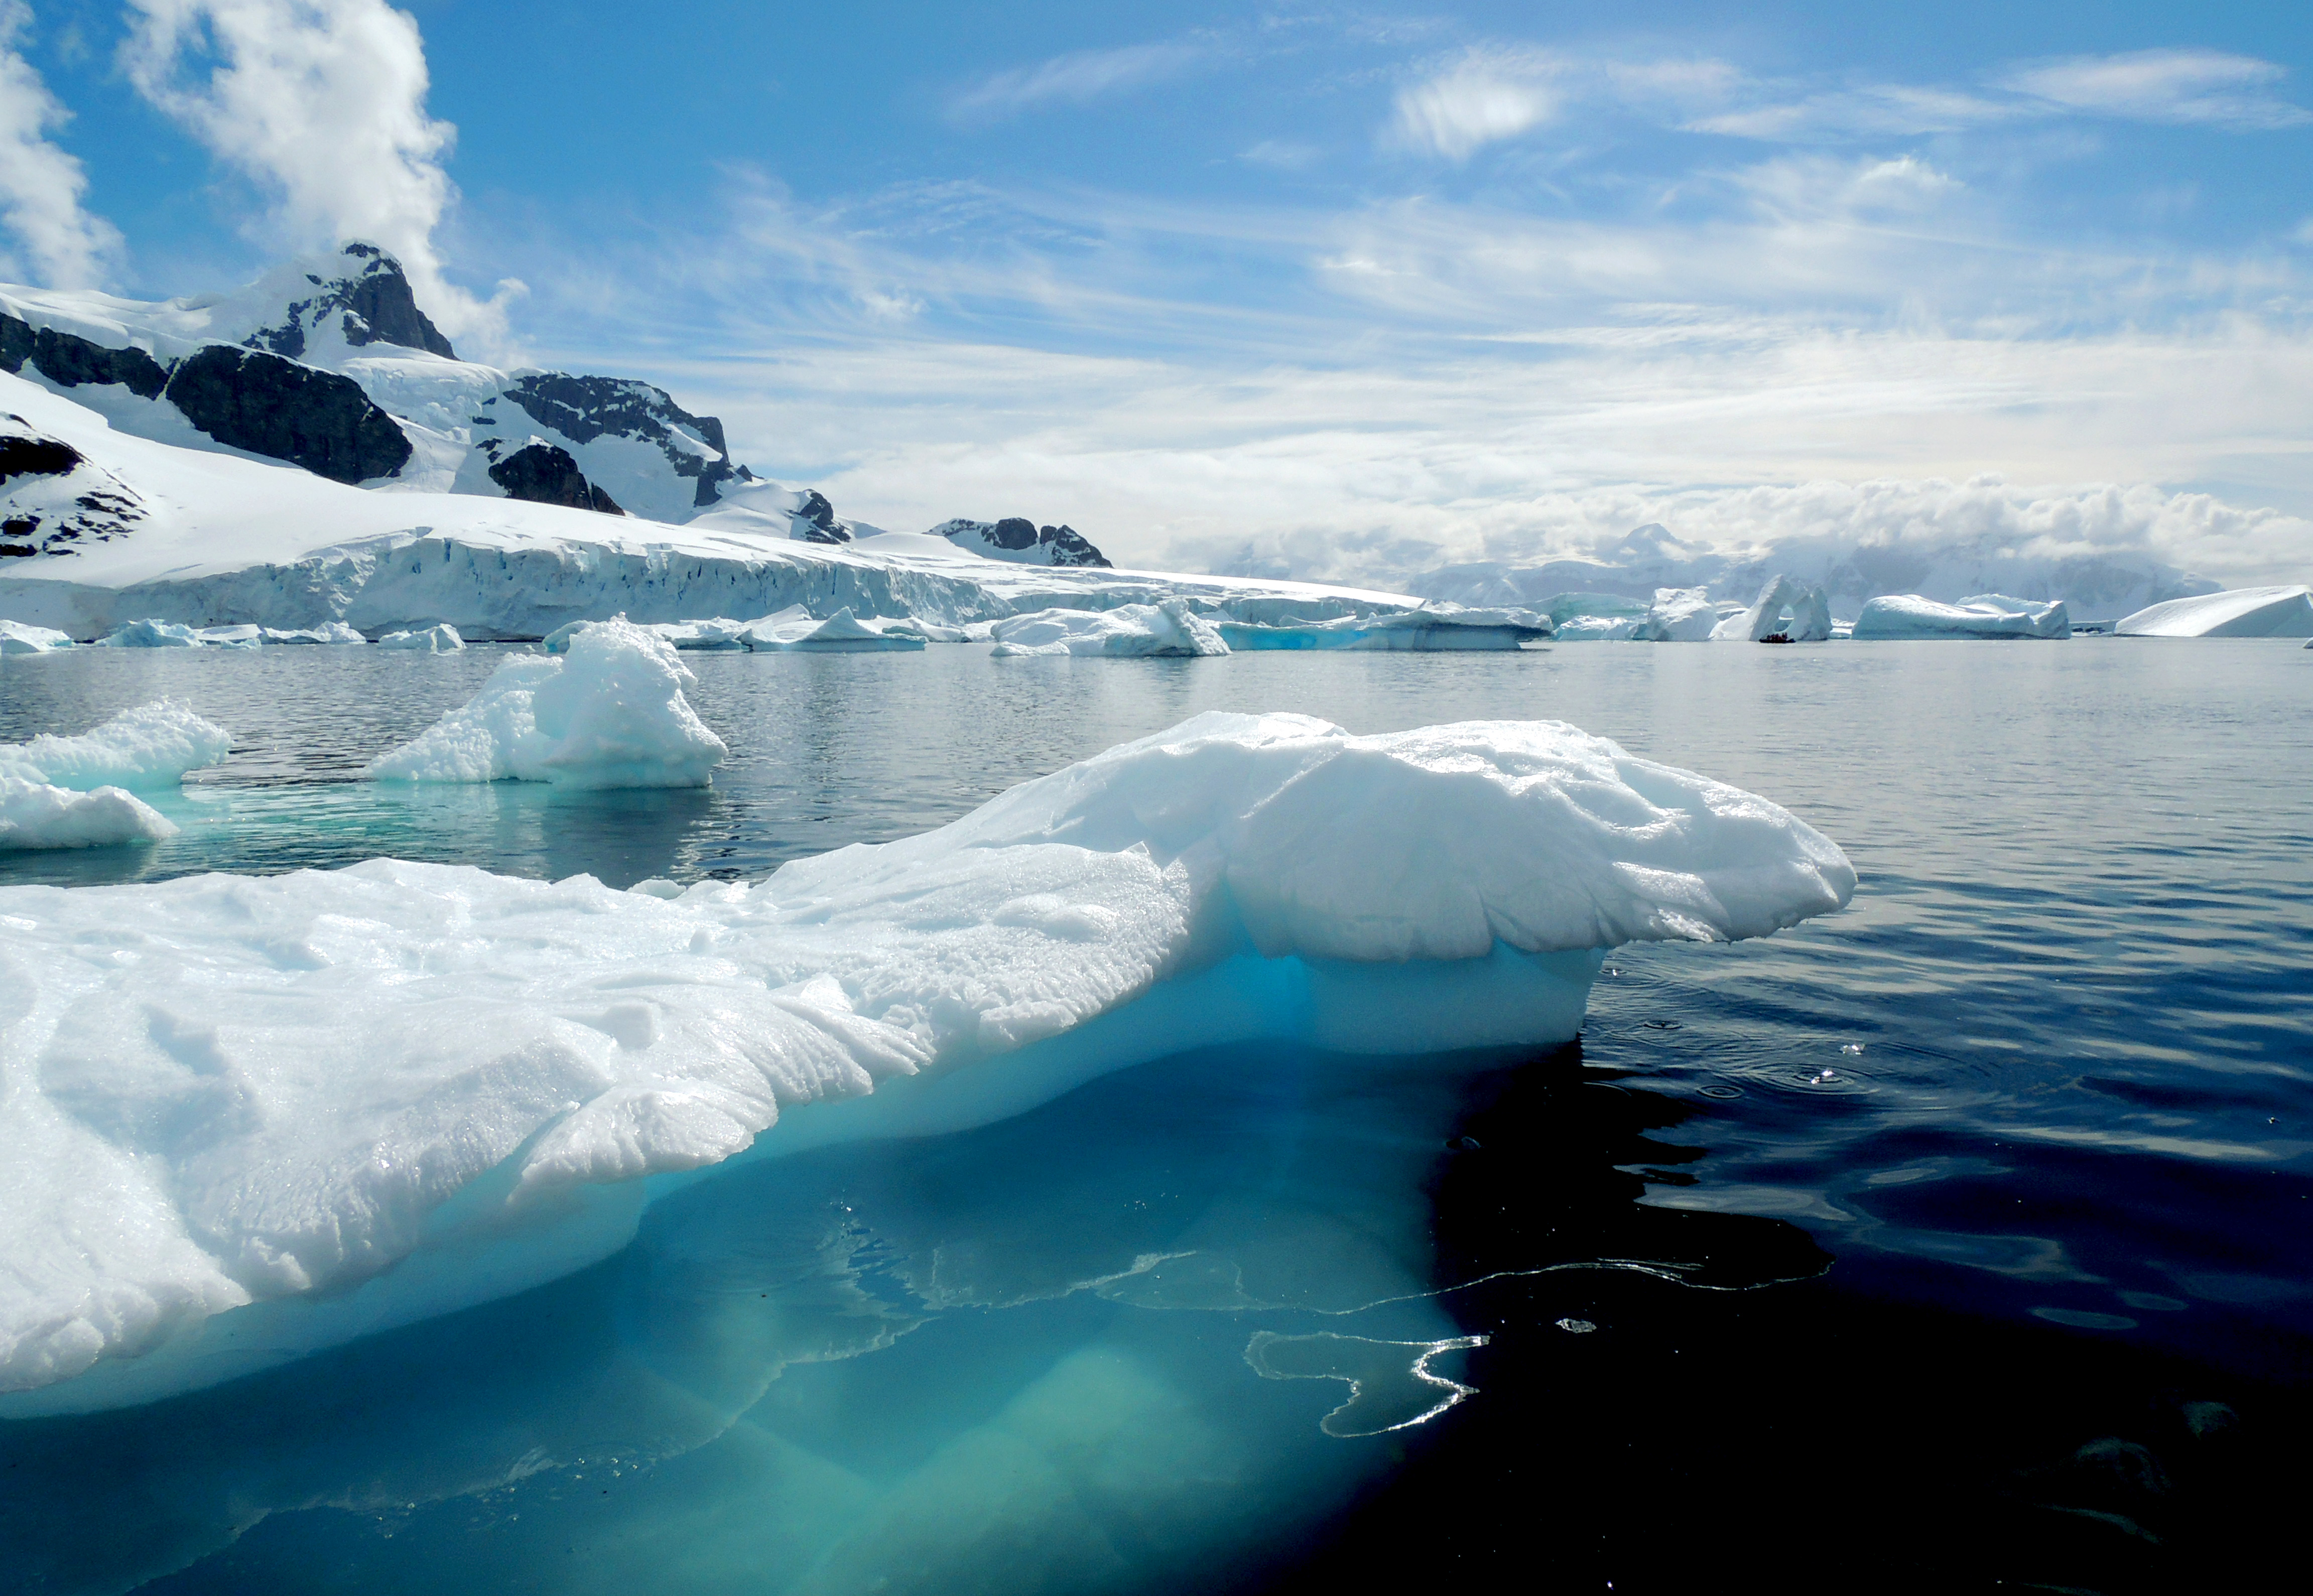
[0,1040,1832,1595]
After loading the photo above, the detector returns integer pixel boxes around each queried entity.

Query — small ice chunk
[0,620,73,654]
[376,623,465,651]
[0,777,177,850]
[991,599,1229,657]
[366,617,726,788]
[0,702,232,790]
[1556,1317,1596,1334]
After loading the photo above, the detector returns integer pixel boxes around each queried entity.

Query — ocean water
[1,639,2308,1593]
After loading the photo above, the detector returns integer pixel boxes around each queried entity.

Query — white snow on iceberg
[0,777,177,850]
[1711,575,1833,642]
[992,599,1228,657]
[367,618,725,788]
[0,701,231,790]
[0,619,72,653]
[92,618,205,648]
[1213,603,1549,650]
[1851,593,2071,640]
[2114,585,2313,638]
[0,711,1852,1412]
[376,622,465,651]
[1638,587,1733,642]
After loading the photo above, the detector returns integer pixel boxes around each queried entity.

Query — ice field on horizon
[0,709,1854,1413]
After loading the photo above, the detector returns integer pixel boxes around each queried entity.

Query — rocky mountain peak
[242,243,458,364]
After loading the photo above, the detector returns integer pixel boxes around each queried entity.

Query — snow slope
[0,711,1854,1413]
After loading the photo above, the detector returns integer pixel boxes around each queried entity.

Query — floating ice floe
[92,618,204,648]
[259,622,366,645]
[0,701,232,790]
[0,619,72,653]
[1214,602,1549,650]
[1711,575,1833,642]
[366,616,726,787]
[376,622,464,651]
[1549,615,1644,642]
[2114,585,2313,638]
[0,777,177,850]
[993,598,1229,656]
[1638,587,1734,642]
[742,606,928,652]
[0,710,1852,1412]
[1851,593,2071,640]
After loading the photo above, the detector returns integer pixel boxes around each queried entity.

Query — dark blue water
[2,640,2308,1593]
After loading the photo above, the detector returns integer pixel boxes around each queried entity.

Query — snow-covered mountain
[930,518,1111,567]
[0,243,815,532]
[1409,521,2218,625]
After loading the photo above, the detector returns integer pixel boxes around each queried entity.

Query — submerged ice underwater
[1,634,2308,1594]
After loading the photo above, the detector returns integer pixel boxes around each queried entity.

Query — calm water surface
[1,640,2307,1593]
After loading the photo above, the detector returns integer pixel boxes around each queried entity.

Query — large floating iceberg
[0,711,1852,1412]
[0,619,72,653]
[1711,575,1833,642]
[1638,587,1733,642]
[0,701,232,790]
[367,618,726,787]
[993,599,1229,657]
[1214,603,1550,651]
[2114,585,2313,638]
[1851,592,2071,640]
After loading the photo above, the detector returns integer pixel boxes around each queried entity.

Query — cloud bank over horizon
[0,4,2306,592]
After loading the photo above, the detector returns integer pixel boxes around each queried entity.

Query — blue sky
[3,2,2310,581]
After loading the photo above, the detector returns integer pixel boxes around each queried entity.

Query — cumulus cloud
[2004,49,2310,129]
[119,0,513,348]
[0,1,122,287]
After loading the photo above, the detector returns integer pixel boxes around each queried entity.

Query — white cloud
[2004,49,2310,129]
[1692,84,2017,141]
[119,0,513,350]
[1390,48,1564,160]
[952,41,1207,119]
[0,1,122,287]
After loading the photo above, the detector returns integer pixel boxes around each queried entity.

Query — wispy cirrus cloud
[1388,46,1740,160]
[2001,48,2311,129]
[951,40,1210,120]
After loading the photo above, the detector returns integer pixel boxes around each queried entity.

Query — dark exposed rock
[0,431,82,481]
[1039,524,1111,568]
[0,312,170,398]
[487,441,625,515]
[985,516,1039,551]
[501,373,738,506]
[163,346,414,484]
[242,243,457,361]
[793,488,850,543]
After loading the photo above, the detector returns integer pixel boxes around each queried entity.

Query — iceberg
[92,617,204,648]
[258,621,366,645]
[0,618,72,653]
[0,711,1853,1412]
[0,777,177,850]
[992,598,1229,657]
[376,621,465,651]
[367,618,726,788]
[1550,615,1644,642]
[2113,585,2313,638]
[1711,575,1834,642]
[1851,592,2071,640]
[1214,602,1549,651]
[0,701,232,790]
[1639,587,1732,642]
[740,606,928,652]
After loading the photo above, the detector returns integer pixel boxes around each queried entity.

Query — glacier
[1851,593,2072,640]
[0,710,1853,1413]
[2114,585,2313,638]
[367,619,726,788]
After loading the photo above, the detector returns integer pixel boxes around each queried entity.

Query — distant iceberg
[0,711,1853,1412]
[376,622,465,651]
[367,618,726,787]
[1638,587,1731,642]
[742,606,929,652]
[1851,593,2071,640]
[993,599,1229,656]
[1215,602,1549,650]
[1711,575,1833,642]
[0,701,231,790]
[2114,585,2313,638]
[0,619,71,653]
[92,618,205,648]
